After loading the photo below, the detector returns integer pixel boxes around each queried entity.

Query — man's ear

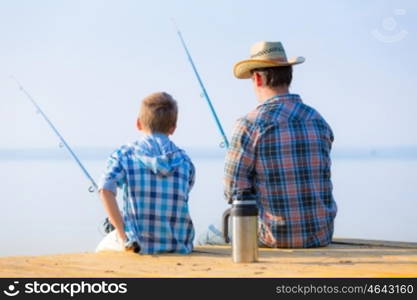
[136,119,142,131]
[254,72,264,87]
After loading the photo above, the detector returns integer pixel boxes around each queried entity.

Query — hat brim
[233,57,305,79]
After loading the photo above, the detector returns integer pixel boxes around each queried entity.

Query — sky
[1,0,416,151]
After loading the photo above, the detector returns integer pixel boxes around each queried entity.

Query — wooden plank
[1,242,416,277]
[332,238,417,249]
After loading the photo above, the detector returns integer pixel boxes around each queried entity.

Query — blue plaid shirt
[100,133,195,254]
[224,94,337,248]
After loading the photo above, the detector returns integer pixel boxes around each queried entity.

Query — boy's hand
[117,229,128,244]
[99,188,127,243]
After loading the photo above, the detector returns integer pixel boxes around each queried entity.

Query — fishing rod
[172,20,230,148]
[11,76,98,193]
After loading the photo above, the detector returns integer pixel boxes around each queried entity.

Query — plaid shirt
[100,133,195,254]
[224,94,337,248]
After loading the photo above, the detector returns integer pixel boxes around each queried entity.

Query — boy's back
[98,92,195,254]
[101,134,195,254]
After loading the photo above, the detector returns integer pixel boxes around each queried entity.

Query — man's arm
[100,189,127,242]
[224,118,257,203]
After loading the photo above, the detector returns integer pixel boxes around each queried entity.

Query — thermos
[222,199,259,263]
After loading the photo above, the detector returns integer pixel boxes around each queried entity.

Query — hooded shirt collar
[132,133,185,176]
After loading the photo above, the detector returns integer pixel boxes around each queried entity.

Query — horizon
[1,145,417,160]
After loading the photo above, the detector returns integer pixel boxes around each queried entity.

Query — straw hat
[233,41,305,79]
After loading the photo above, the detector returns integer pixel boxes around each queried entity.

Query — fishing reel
[103,217,115,234]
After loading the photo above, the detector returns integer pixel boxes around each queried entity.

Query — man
[224,41,337,248]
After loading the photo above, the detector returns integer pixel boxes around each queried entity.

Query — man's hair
[139,92,178,133]
[251,66,293,88]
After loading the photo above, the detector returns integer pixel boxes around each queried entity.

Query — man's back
[225,93,337,248]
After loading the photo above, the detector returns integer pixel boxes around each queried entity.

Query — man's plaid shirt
[224,94,337,248]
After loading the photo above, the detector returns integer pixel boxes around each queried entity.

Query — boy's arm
[99,149,127,242]
[100,189,127,242]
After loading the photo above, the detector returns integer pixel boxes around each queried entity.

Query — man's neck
[257,86,290,103]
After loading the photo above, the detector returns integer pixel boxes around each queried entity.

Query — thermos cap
[231,200,258,217]
[232,200,257,205]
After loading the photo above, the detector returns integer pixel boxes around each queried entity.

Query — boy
[97,92,195,254]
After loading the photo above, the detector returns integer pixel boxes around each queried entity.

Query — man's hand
[99,188,127,243]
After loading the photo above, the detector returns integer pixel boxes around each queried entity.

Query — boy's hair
[139,92,178,133]
[251,65,293,88]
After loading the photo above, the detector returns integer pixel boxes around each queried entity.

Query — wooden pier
[0,239,416,277]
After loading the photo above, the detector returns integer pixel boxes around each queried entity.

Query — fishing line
[171,20,230,149]
[11,76,112,235]
[11,76,99,192]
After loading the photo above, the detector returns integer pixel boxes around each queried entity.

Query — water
[1,155,416,256]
